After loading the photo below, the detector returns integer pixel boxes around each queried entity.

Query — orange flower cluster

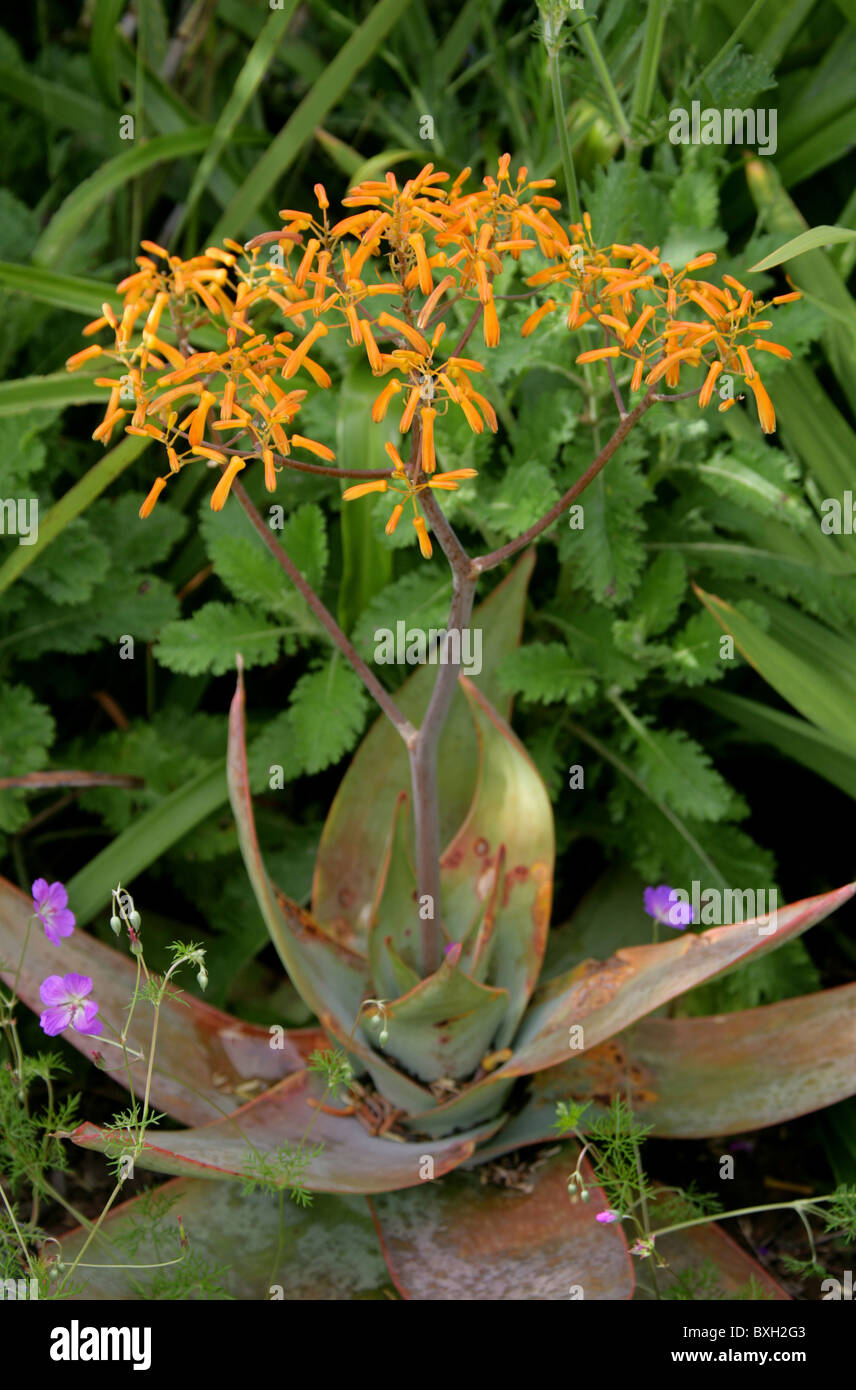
[66,157,800,557]
[523,213,798,432]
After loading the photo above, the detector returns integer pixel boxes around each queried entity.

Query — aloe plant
[1,547,853,1298]
[2,153,856,1299]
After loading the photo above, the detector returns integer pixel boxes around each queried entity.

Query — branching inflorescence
[66,155,800,560]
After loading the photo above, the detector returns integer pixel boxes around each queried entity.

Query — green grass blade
[774,359,856,500]
[745,157,856,402]
[747,225,856,273]
[90,0,125,106]
[0,64,110,136]
[68,763,228,925]
[174,2,299,238]
[0,433,149,595]
[207,0,412,243]
[699,689,856,800]
[33,127,249,267]
[695,586,856,755]
[0,370,106,417]
[0,262,121,317]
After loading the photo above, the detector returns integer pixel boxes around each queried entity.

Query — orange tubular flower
[342,480,388,500]
[482,296,500,348]
[420,407,436,472]
[211,458,246,511]
[139,476,167,518]
[747,374,776,433]
[67,166,802,528]
[413,514,432,558]
[698,360,723,407]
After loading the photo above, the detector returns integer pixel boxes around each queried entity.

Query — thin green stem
[0,1182,35,1277]
[576,20,631,142]
[629,0,666,129]
[57,1181,124,1295]
[547,44,581,224]
[650,1195,829,1242]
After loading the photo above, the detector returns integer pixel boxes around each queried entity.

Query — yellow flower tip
[342,480,388,500]
[210,458,246,511]
[684,252,717,272]
[139,476,167,519]
[140,240,170,259]
[413,514,433,559]
[718,398,737,414]
[314,183,329,210]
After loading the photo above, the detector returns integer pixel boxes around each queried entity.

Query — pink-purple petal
[40,1004,73,1036]
[73,1001,103,1036]
[63,972,93,998]
[39,974,69,1005]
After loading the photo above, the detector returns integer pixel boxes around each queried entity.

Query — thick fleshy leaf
[369,1146,633,1300]
[440,678,553,1045]
[376,946,509,1084]
[69,1068,499,1193]
[495,882,856,1081]
[471,982,856,1160]
[0,874,317,1126]
[367,791,421,993]
[60,1176,393,1300]
[312,550,535,952]
[402,1076,517,1139]
[228,662,435,1116]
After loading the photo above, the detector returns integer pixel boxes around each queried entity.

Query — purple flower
[32,879,75,946]
[644,884,694,930]
[596,1209,623,1224]
[39,974,102,1037]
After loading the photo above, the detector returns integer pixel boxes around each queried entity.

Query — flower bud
[378,1028,389,1046]
[197,967,208,991]
[129,910,142,930]
[110,915,122,935]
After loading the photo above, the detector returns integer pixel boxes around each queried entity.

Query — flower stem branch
[231,479,416,746]
[471,388,655,574]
